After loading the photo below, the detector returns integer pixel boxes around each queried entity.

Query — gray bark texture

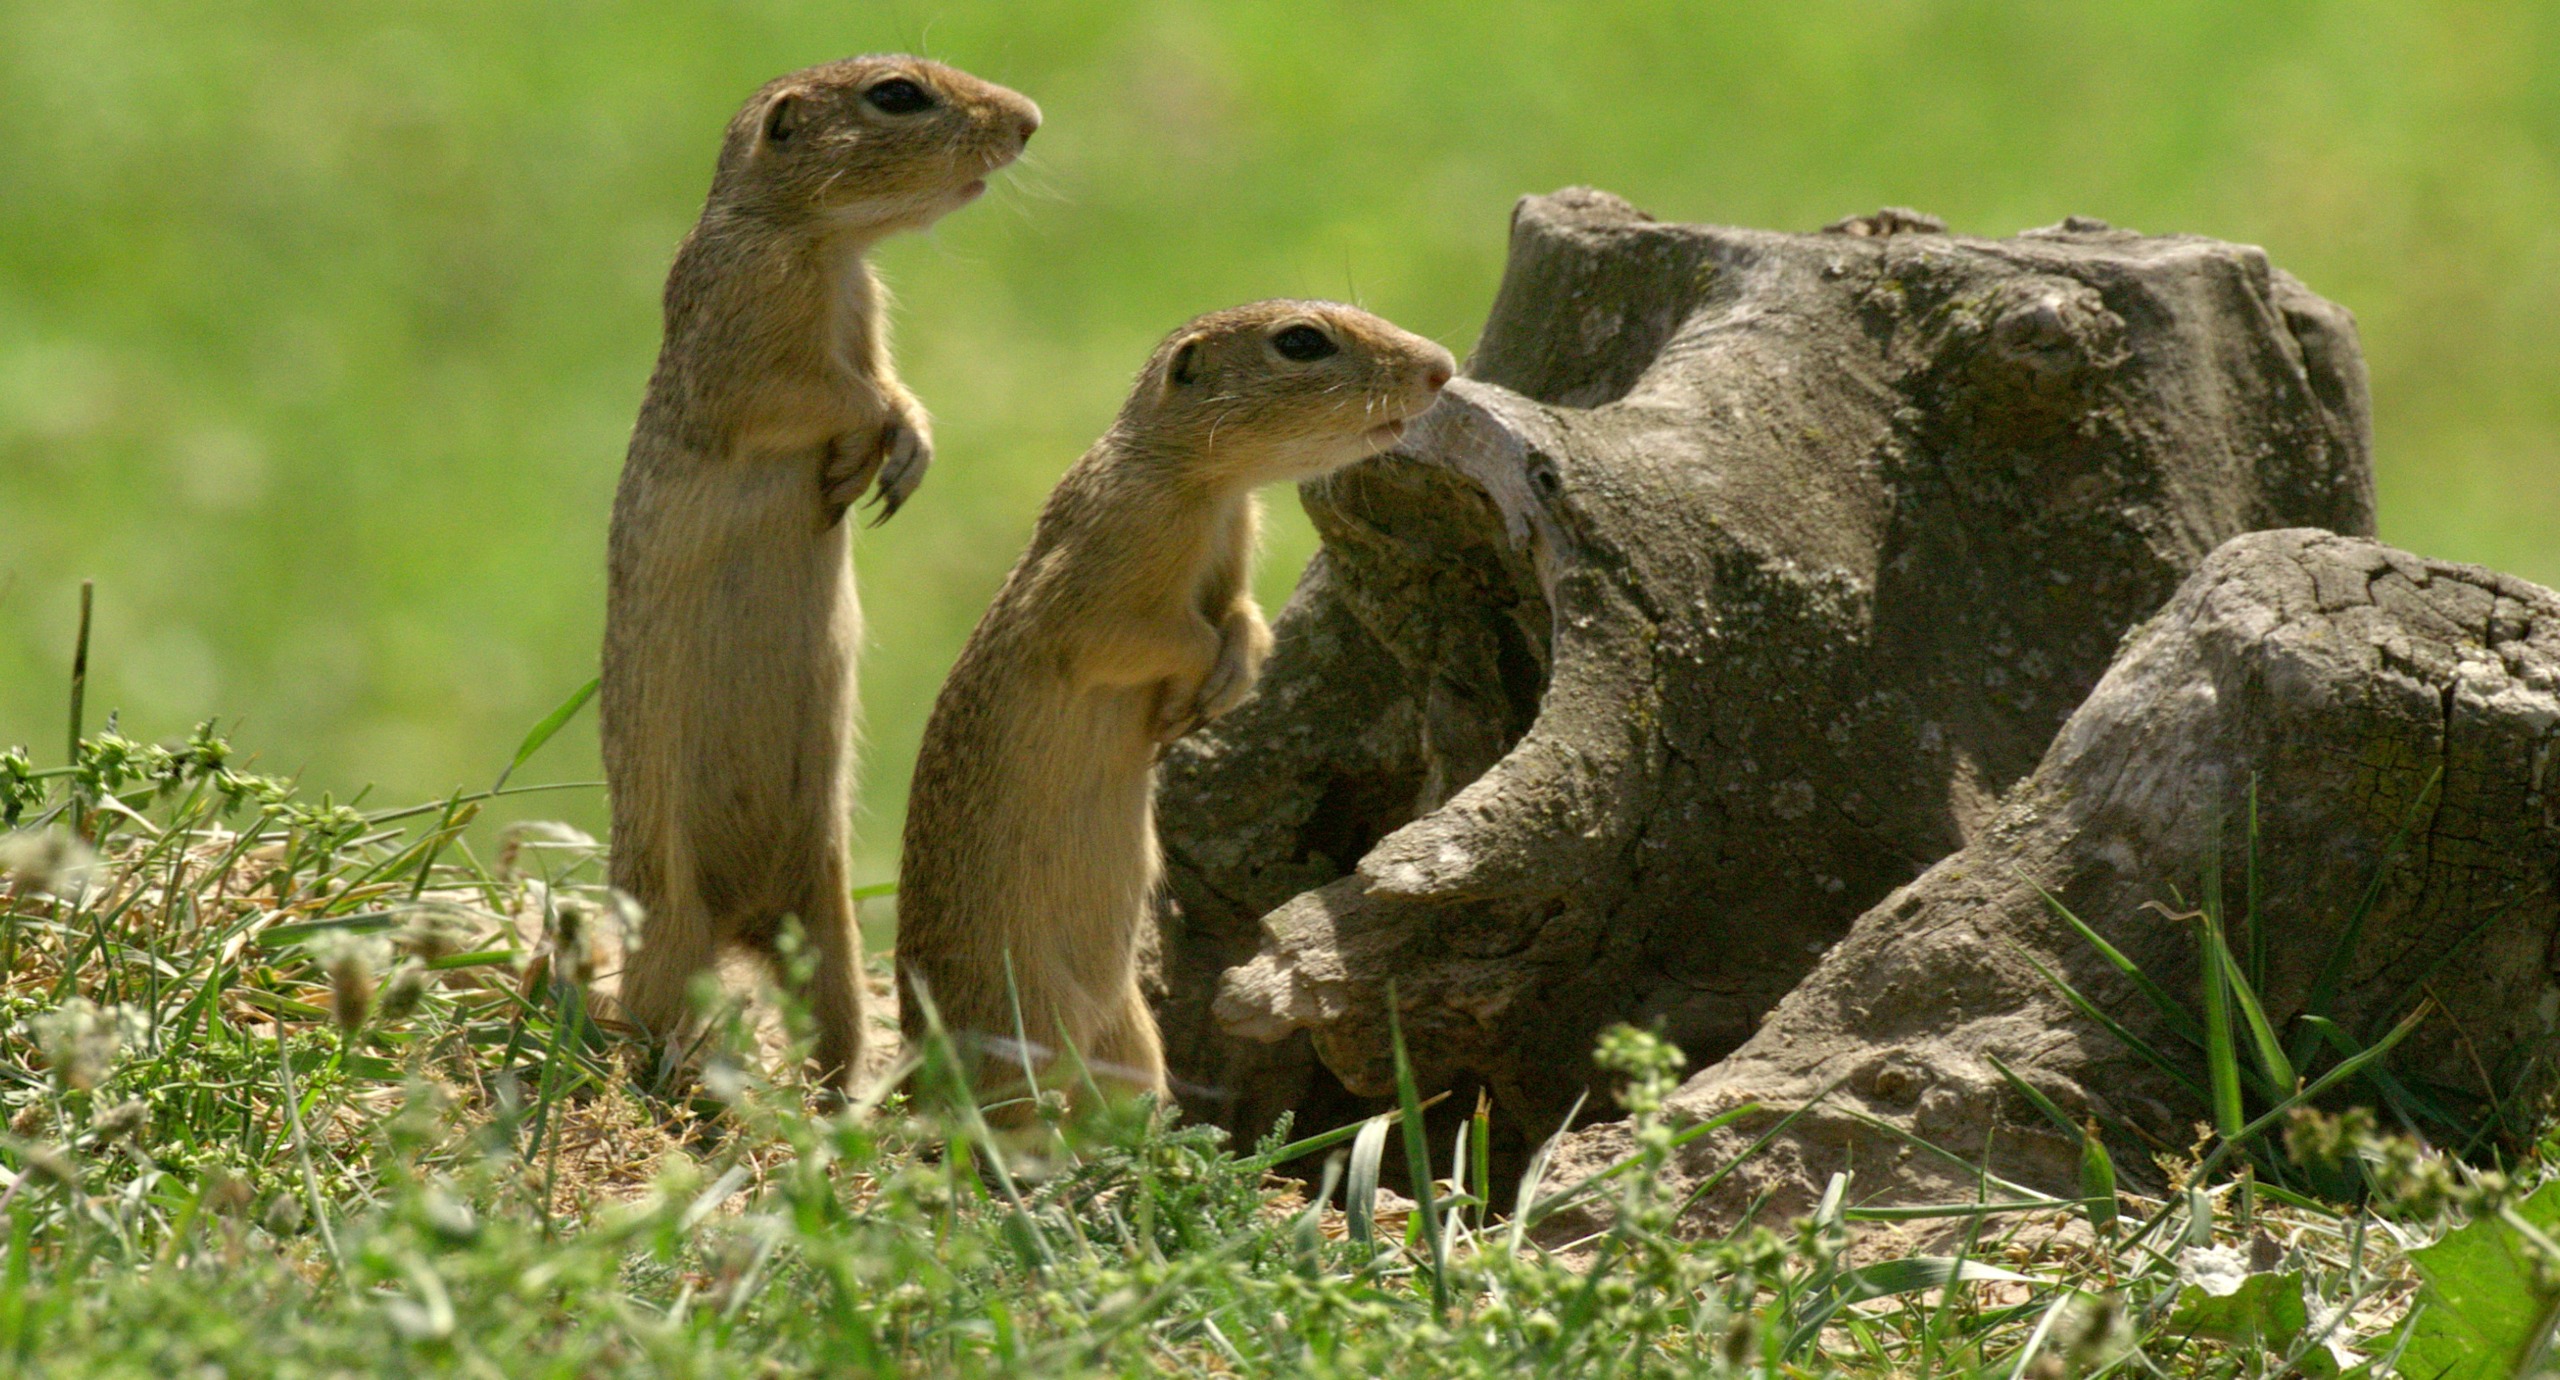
[1542,527,2560,1222]
[1149,187,2383,1170]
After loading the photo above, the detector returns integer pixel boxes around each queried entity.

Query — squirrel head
[1126,301,1457,486]
[712,56,1040,236]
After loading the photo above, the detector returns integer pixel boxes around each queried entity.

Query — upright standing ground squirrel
[602,56,1040,1090]
[896,301,1455,1105]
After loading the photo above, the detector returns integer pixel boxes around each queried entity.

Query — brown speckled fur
[603,57,1039,1091]
[897,301,1455,1106]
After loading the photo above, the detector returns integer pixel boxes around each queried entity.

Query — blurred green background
[2,1,2554,877]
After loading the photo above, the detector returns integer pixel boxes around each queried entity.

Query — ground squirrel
[602,56,1039,1091]
[896,301,1455,1106]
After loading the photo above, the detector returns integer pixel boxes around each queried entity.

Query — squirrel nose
[1014,100,1043,146]
[1423,362,1453,391]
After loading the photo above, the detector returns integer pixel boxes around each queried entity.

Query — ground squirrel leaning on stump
[895,300,1455,1110]
[602,56,1040,1092]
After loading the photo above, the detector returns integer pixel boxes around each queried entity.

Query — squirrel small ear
[1165,337,1204,391]
[759,90,805,149]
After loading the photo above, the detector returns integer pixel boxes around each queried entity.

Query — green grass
[3,1,2557,874]
[5,723,2560,1376]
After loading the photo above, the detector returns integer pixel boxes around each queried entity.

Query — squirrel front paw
[1191,610,1271,725]
[819,410,935,528]
[1148,687,1197,746]
[820,431,884,527]
[1154,608,1272,744]
[868,411,933,525]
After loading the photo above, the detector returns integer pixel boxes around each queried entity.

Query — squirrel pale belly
[601,56,1039,1091]
[896,300,1455,1107]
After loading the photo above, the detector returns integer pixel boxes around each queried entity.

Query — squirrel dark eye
[1271,325,1337,362]
[864,78,935,114]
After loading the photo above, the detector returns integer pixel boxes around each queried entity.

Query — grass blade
[385,676,597,901]
[2081,1118,2120,1239]
[2011,944,2212,1106]
[2298,1015,2467,1137]
[272,1036,347,1287]
[1508,1090,1588,1258]
[2189,1000,2433,1187]
[1385,995,1448,1312]
[1922,1138,1995,1373]
[2006,1290,2083,1380]
[1784,1255,2033,1357]
[2129,998,2426,1259]
[1985,1052,2079,1139]
[1469,1088,1492,1236]
[1293,1154,1345,1277]
[1842,1199,2110,1222]
[1813,1170,1847,1230]
[2199,887,2297,1096]
[1440,1117,1471,1266]
[1982,1053,2120,1238]
[2022,872,2206,1047]
[1446,1116,1466,1211]
[2251,1179,2344,1215]
[2198,828,2246,1140]
[1834,1110,2071,1204]
[1522,1099,1766,1227]
[66,579,93,770]
[2221,938,2296,1096]
[1670,1088,1842,1221]
[1346,1113,1392,1250]
[1240,1091,1450,1174]
[2293,765,2442,1068]
[64,579,93,836]
[491,677,599,794]
[2358,903,2513,1046]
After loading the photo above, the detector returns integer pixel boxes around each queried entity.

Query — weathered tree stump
[1542,528,2560,1220]
[1149,188,2379,1164]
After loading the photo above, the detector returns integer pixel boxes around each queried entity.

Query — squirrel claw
[1192,661,1243,726]
[820,433,884,528]
[825,417,930,528]
[869,418,931,524]
[1146,688,1204,745]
